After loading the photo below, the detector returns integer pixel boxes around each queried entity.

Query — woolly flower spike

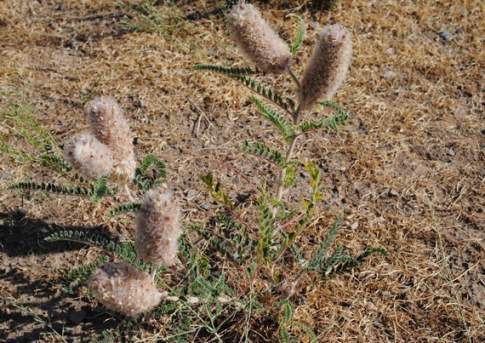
[136,188,181,267]
[88,262,162,316]
[84,96,136,180]
[228,2,291,74]
[63,132,113,179]
[299,24,352,111]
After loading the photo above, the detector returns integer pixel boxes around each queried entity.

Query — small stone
[217,295,231,304]
[438,30,453,42]
[187,296,200,305]
[185,190,196,201]
[351,222,359,230]
[447,148,455,156]
[383,70,397,80]
[388,189,399,197]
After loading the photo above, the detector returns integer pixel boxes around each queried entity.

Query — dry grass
[1,0,484,341]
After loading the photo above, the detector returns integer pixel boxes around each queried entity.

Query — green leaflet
[214,212,254,262]
[305,217,388,277]
[299,101,349,133]
[236,76,296,114]
[242,140,285,167]
[194,64,256,76]
[250,96,295,142]
[307,217,342,270]
[45,229,119,251]
[195,63,296,113]
[45,230,152,272]
[304,161,323,209]
[108,202,142,217]
[134,154,166,193]
[39,153,72,173]
[200,173,234,210]
[10,181,94,197]
[9,177,114,201]
[257,192,275,262]
[118,0,168,35]
[91,176,116,202]
[282,162,298,188]
[67,255,109,286]
[290,16,305,56]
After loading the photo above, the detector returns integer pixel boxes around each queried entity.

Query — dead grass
[0,0,484,342]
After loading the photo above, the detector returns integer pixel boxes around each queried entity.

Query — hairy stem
[288,67,301,90]
[272,99,302,217]
[124,184,136,202]
[273,136,298,217]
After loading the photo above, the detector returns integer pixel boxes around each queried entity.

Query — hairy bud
[88,262,162,316]
[136,188,182,267]
[299,24,352,111]
[228,2,291,74]
[84,96,136,179]
[63,132,113,179]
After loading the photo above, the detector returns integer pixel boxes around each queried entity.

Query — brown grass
[1,0,483,342]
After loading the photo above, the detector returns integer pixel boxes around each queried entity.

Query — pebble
[438,30,453,42]
[388,189,399,197]
[386,47,395,55]
[383,70,397,80]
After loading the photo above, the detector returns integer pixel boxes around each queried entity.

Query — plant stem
[272,99,301,217]
[288,67,301,90]
[124,183,135,202]
[273,136,298,217]
[292,104,301,123]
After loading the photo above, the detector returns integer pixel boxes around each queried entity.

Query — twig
[288,67,301,90]
[188,98,213,137]
[60,12,127,22]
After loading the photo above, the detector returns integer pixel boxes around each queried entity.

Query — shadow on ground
[1,267,125,342]
[0,210,157,342]
[0,210,113,257]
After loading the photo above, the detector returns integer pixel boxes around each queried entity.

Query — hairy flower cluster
[228,2,291,74]
[88,262,162,316]
[136,188,182,267]
[299,23,352,111]
[63,132,113,179]
[84,96,137,180]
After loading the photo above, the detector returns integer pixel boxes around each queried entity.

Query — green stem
[272,100,301,217]
[273,135,298,217]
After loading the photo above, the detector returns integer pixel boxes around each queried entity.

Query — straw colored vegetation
[0,0,483,342]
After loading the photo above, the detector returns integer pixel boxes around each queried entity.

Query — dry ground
[0,0,483,342]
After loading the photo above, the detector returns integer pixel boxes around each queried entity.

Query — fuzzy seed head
[136,188,182,267]
[84,96,136,179]
[228,2,291,74]
[299,24,352,111]
[63,132,114,179]
[88,262,162,316]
